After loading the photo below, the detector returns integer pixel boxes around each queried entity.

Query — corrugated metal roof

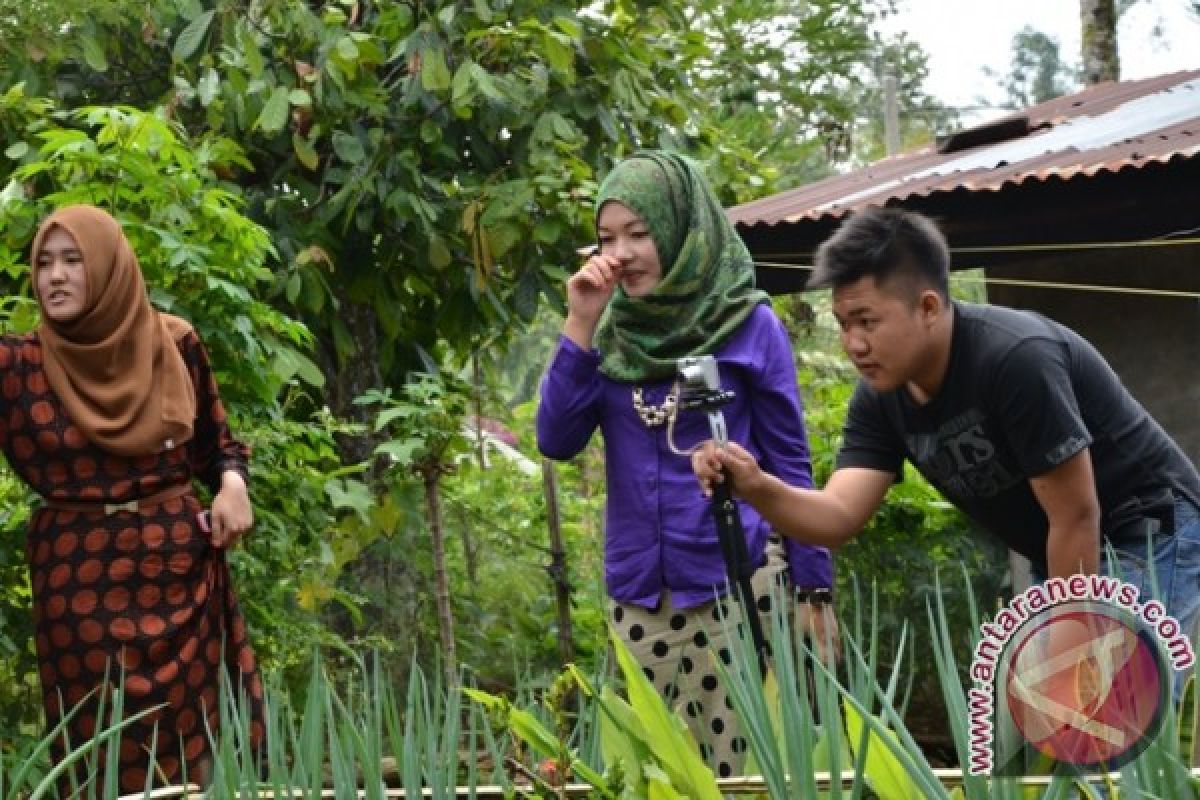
[730,69,1200,228]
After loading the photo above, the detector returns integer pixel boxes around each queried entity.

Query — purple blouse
[536,303,833,609]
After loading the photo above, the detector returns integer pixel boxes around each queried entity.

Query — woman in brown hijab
[8,205,264,792]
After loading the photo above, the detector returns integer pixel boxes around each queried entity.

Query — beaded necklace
[630,386,678,428]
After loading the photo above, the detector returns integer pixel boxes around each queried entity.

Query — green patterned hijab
[593,151,768,382]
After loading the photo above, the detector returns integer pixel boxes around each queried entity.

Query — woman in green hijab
[537,151,836,776]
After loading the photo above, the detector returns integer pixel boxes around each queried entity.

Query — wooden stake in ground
[542,458,575,664]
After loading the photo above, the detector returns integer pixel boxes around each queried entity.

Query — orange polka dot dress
[1,329,265,793]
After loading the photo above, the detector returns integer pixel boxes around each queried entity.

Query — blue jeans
[1029,493,1200,697]
[1103,493,1200,653]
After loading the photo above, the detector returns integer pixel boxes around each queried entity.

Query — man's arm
[694,441,893,548]
[1029,448,1102,578]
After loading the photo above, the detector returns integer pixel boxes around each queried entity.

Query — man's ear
[918,288,944,325]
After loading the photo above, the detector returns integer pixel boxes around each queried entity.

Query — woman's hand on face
[209,471,253,548]
[566,253,623,325]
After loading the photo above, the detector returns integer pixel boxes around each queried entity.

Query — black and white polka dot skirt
[609,534,794,778]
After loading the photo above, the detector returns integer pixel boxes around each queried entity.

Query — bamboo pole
[541,458,575,664]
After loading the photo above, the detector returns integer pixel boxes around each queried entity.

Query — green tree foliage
[2,0,717,439]
[0,0,708,689]
[360,377,473,685]
[677,0,947,192]
[0,0,950,396]
[0,0,984,759]
[0,0,169,105]
[334,374,609,691]
[985,26,1080,110]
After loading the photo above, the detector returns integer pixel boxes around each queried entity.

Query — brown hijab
[31,205,196,457]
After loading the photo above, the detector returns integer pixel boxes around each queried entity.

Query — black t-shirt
[837,302,1200,568]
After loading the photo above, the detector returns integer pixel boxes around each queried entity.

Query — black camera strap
[711,475,771,676]
[677,359,771,676]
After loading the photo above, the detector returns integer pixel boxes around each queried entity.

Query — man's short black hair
[809,207,950,301]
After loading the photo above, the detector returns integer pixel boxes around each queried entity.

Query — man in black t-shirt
[693,207,1200,643]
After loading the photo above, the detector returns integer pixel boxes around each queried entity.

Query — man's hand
[796,601,841,665]
[691,440,768,498]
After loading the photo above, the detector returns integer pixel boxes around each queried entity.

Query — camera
[677,355,721,392]
[675,355,734,422]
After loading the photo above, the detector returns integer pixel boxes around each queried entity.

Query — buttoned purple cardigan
[536,303,833,609]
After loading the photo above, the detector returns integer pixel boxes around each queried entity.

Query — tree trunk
[317,296,386,469]
[542,459,575,664]
[316,266,387,643]
[423,462,458,687]
[1080,0,1119,85]
[313,233,387,470]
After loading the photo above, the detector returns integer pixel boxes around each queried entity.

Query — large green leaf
[609,632,723,800]
[428,236,452,268]
[645,764,688,800]
[507,707,560,757]
[332,131,365,164]
[451,61,475,104]
[293,132,319,170]
[420,47,452,92]
[595,685,652,796]
[272,346,325,386]
[80,35,109,72]
[197,67,220,106]
[843,699,922,800]
[173,9,215,61]
[255,86,290,134]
